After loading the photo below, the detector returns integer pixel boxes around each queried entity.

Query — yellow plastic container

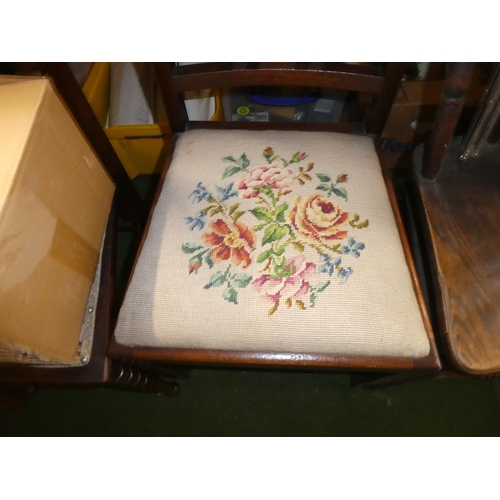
[83,63,223,179]
[105,122,173,179]
[82,63,110,128]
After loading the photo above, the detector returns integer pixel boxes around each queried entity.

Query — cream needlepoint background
[115,129,430,359]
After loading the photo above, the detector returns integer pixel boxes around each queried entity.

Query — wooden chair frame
[0,63,441,399]
[106,62,441,374]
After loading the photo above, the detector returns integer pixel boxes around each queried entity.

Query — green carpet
[1,372,500,436]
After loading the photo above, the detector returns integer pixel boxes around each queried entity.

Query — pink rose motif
[252,255,316,304]
[238,165,293,199]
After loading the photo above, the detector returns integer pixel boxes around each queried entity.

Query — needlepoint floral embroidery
[181,147,369,315]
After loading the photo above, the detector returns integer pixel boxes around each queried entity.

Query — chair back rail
[154,62,406,136]
[421,62,476,180]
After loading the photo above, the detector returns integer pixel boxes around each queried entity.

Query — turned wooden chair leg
[117,359,191,380]
[110,362,179,397]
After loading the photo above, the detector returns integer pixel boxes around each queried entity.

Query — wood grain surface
[414,140,500,374]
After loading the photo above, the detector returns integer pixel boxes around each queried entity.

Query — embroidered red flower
[202,219,256,268]
[337,173,348,183]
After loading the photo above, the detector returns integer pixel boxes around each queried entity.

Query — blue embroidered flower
[185,210,206,231]
[338,267,353,284]
[215,182,238,202]
[340,237,365,258]
[319,254,342,276]
[189,182,211,203]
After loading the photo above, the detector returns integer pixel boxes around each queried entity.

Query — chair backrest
[421,62,477,180]
[154,62,406,136]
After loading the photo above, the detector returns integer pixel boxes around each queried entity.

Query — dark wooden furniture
[412,62,500,376]
[106,62,441,377]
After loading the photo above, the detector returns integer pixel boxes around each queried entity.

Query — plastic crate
[221,87,345,123]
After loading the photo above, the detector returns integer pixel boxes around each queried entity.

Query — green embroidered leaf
[181,243,204,254]
[204,271,227,289]
[202,205,215,215]
[314,281,331,293]
[222,165,242,179]
[228,203,241,216]
[257,249,273,263]
[209,206,224,217]
[274,202,288,223]
[330,243,342,253]
[316,173,331,183]
[223,286,238,304]
[233,211,245,222]
[275,245,287,256]
[254,185,276,204]
[237,153,250,169]
[332,187,348,200]
[232,274,252,288]
[250,207,273,222]
[309,282,329,307]
[291,241,305,253]
[285,224,296,238]
[222,156,237,163]
[254,223,268,231]
[270,259,293,279]
[204,252,214,269]
[309,292,317,308]
[262,224,289,246]
[354,219,369,229]
[316,184,330,192]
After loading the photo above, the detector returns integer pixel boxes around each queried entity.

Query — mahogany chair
[0,63,179,397]
[106,62,441,382]
[411,62,500,376]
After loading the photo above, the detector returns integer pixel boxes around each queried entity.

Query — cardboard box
[380,72,487,169]
[0,76,115,364]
